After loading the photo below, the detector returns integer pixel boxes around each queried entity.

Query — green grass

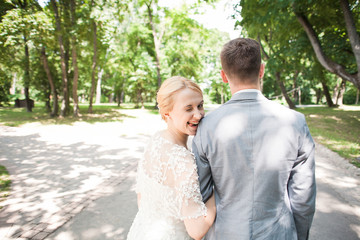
[0,166,11,209]
[297,106,360,167]
[0,103,160,127]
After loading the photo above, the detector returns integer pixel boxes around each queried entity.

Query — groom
[192,38,316,240]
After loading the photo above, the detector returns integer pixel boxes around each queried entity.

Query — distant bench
[14,98,34,109]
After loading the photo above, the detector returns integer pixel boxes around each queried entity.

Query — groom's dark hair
[220,38,261,82]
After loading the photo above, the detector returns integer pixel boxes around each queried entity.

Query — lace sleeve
[173,149,207,220]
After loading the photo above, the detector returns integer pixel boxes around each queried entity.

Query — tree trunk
[18,0,32,112]
[336,80,346,106]
[45,93,51,113]
[23,35,32,112]
[71,42,79,116]
[95,66,103,104]
[319,77,335,107]
[52,0,69,117]
[332,79,341,103]
[116,91,120,107]
[11,73,17,94]
[293,8,360,90]
[340,0,360,79]
[70,0,79,117]
[293,70,299,104]
[63,0,71,114]
[41,46,58,117]
[356,89,359,105]
[64,41,70,115]
[146,1,162,89]
[88,20,97,113]
[315,88,322,104]
[275,72,296,109]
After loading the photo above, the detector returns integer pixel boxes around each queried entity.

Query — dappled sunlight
[309,114,342,123]
[79,224,125,239]
[53,231,76,240]
[316,190,360,215]
[317,138,360,159]
[326,115,342,122]
[49,165,138,240]
[351,225,360,238]
[0,115,152,239]
[311,143,360,239]
[316,156,359,190]
[215,113,247,143]
[339,105,360,111]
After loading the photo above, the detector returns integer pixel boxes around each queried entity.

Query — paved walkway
[0,109,359,239]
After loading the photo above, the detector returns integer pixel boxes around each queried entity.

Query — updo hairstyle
[157,76,203,121]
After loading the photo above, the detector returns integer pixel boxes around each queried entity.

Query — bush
[343,86,359,105]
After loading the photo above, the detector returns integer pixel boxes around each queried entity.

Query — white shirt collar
[233,89,262,96]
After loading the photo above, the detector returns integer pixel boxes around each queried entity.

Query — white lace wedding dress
[127,132,207,240]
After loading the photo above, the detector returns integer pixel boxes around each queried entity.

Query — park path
[0,108,359,240]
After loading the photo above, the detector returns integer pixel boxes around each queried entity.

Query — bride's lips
[188,122,199,127]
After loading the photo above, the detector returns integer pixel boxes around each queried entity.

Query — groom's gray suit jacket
[192,91,316,240]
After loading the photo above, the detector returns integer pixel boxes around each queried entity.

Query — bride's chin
[188,130,197,136]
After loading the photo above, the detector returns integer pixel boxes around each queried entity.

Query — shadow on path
[0,121,152,239]
[310,144,360,240]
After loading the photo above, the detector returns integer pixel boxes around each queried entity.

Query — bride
[127,76,216,240]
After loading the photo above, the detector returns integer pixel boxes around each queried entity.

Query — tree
[87,0,97,113]
[30,6,60,117]
[70,0,79,117]
[0,0,239,112]
[293,0,360,90]
[199,29,231,104]
[238,0,303,108]
[51,0,69,117]
[237,0,359,107]
[143,0,163,89]
[0,0,43,110]
[40,45,59,116]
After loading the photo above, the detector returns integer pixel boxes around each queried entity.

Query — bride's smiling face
[165,88,204,136]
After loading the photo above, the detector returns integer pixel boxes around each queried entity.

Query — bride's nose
[193,110,204,120]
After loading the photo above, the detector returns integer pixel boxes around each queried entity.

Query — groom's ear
[259,63,265,79]
[220,70,228,83]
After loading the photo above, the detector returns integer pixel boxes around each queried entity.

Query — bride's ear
[164,112,170,121]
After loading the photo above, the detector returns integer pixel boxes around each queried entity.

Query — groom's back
[194,91,311,239]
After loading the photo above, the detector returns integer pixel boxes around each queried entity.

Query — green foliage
[0,67,11,105]
[344,86,359,105]
[162,6,206,80]
[238,0,360,107]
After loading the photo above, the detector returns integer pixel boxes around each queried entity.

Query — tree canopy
[0,0,358,116]
[237,0,360,107]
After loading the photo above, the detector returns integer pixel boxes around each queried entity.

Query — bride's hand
[205,191,216,221]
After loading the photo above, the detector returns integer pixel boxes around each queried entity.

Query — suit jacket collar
[228,90,267,103]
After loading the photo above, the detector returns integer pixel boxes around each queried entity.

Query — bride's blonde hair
[157,76,203,121]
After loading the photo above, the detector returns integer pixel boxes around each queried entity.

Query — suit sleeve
[192,125,214,203]
[288,115,316,240]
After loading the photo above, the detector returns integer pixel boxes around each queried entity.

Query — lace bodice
[127,131,207,240]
